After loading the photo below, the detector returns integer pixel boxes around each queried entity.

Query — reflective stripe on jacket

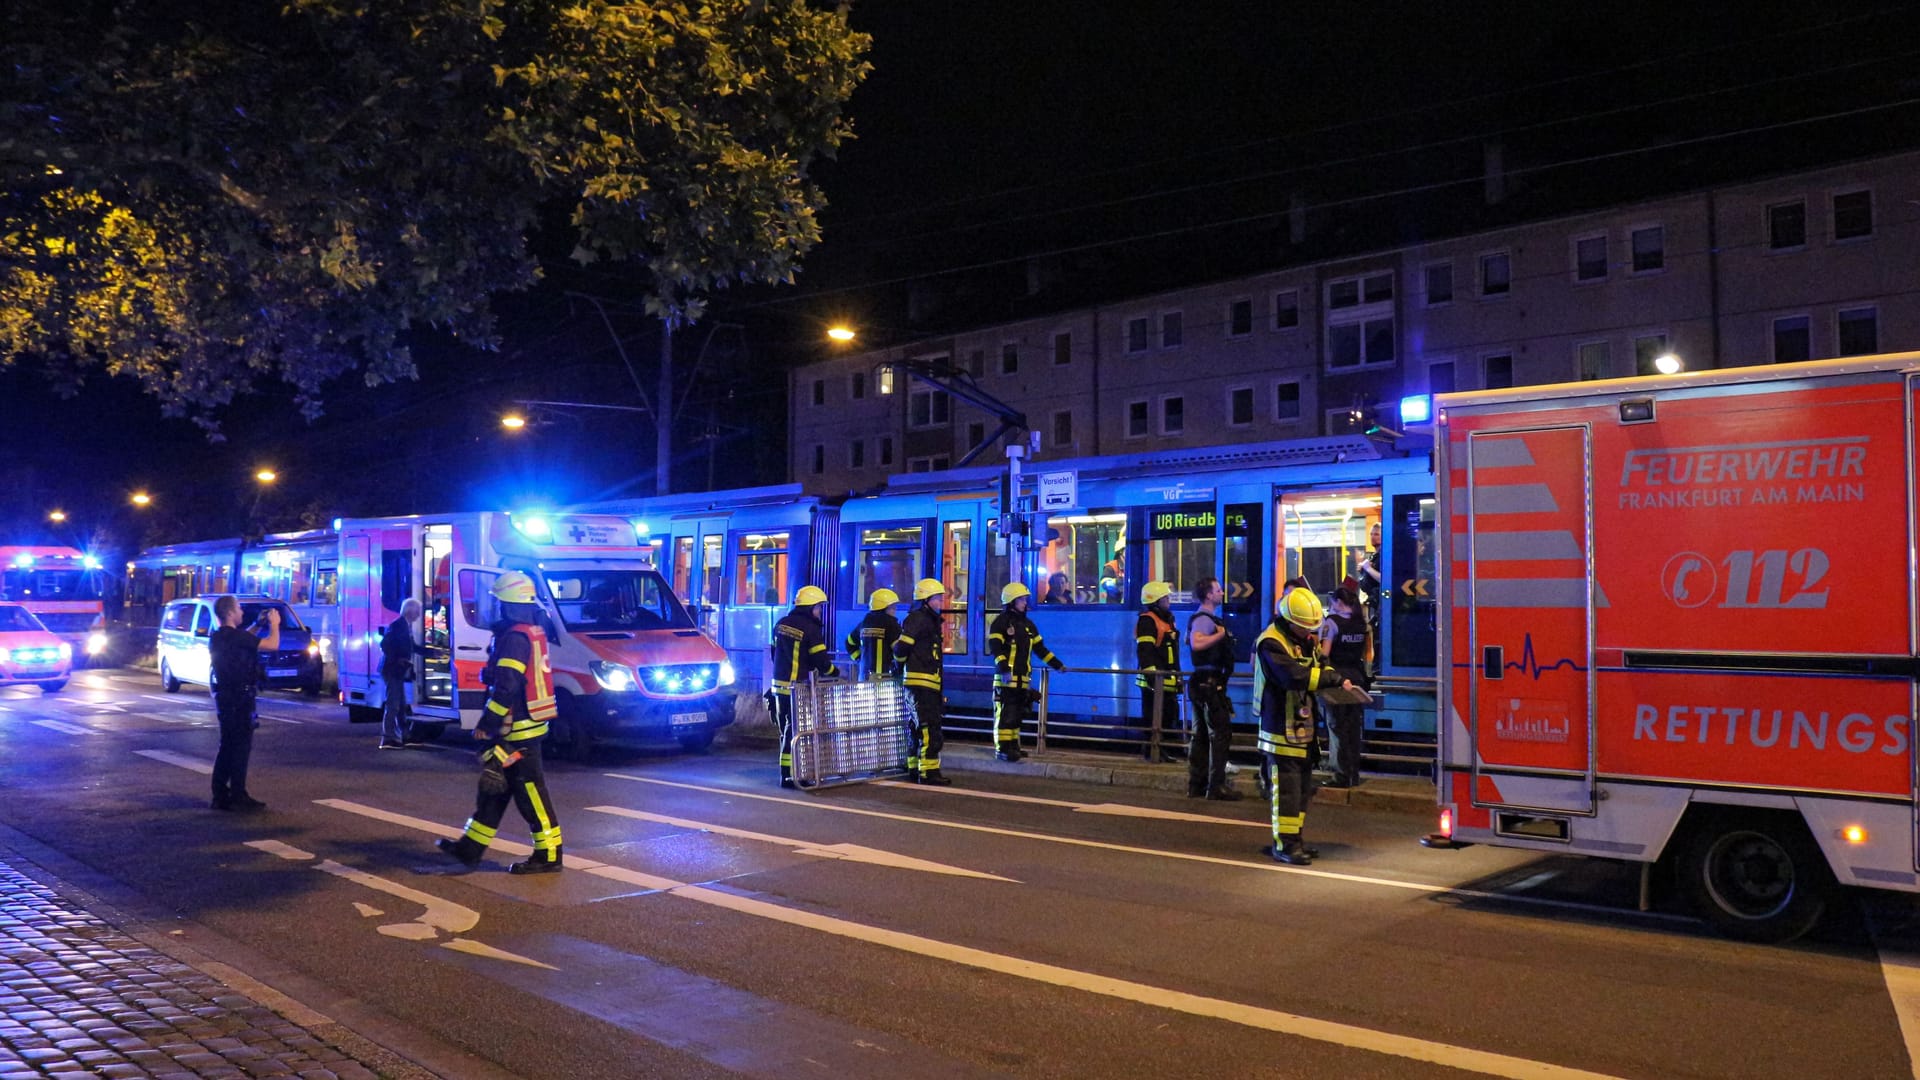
[771,608,837,695]
[484,622,556,742]
[894,604,944,692]
[1134,609,1181,692]
[1253,622,1337,757]
[845,611,902,680]
[989,609,1058,689]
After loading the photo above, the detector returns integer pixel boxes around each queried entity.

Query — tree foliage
[0,1,869,426]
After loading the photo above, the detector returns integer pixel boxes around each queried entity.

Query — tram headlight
[590,660,637,692]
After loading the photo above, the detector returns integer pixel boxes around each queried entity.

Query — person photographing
[209,596,279,812]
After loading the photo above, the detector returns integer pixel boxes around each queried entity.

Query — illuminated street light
[501,413,528,431]
[826,325,856,343]
[47,510,66,523]
[255,469,278,484]
[130,492,152,507]
[1653,353,1684,376]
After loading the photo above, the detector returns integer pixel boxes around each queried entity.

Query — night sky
[5,1,1917,554]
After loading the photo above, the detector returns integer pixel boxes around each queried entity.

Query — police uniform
[436,573,564,874]
[1186,607,1239,799]
[846,592,902,681]
[894,580,951,784]
[988,584,1063,761]
[1254,591,1343,865]
[772,588,837,786]
[1134,587,1183,761]
[1323,605,1372,787]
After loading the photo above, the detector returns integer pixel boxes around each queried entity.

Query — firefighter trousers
[1188,677,1233,795]
[453,740,562,864]
[910,686,945,774]
[993,686,1032,750]
[772,689,794,782]
[1265,751,1314,848]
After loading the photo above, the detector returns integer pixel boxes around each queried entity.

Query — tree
[0,1,869,427]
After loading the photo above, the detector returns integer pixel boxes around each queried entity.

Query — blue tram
[129,530,342,677]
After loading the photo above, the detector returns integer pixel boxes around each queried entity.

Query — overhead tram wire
[826,6,1917,231]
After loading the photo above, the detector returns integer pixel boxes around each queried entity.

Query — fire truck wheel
[38,680,66,694]
[553,691,595,764]
[1679,814,1832,943]
[160,661,182,694]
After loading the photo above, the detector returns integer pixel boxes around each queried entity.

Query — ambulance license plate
[670,712,705,730]
[267,668,298,678]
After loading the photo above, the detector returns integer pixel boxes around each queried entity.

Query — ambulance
[336,511,734,758]
[0,545,109,664]
[1431,353,1920,941]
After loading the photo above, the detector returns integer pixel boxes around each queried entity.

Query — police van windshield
[543,569,695,632]
[0,605,46,632]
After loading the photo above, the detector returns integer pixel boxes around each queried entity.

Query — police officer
[988,582,1065,762]
[1134,581,1183,761]
[1186,576,1241,800]
[1255,588,1353,865]
[894,578,952,785]
[1320,585,1373,789]
[846,588,902,680]
[771,585,837,788]
[435,571,564,875]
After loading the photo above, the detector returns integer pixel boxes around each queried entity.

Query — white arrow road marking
[31,719,95,736]
[586,805,1016,883]
[607,774,1693,924]
[252,840,314,862]
[314,798,1622,1079]
[314,799,616,870]
[353,902,385,918]
[135,749,213,775]
[875,777,1265,827]
[245,839,477,938]
[442,938,559,970]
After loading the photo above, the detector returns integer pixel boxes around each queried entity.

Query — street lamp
[501,413,528,431]
[1653,353,1684,376]
[47,510,66,523]
[255,469,278,484]
[130,492,152,507]
[826,325,857,343]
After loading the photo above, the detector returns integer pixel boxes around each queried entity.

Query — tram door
[666,515,729,639]
[1274,485,1382,609]
[936,499,997,706]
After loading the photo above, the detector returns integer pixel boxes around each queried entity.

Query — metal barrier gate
[790,675,916,790]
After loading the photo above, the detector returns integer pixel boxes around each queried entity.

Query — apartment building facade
[790,151,1920,494]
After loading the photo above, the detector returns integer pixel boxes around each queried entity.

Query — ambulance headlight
[590,660,636,692]
[0,648,10,664]
[57,643,73,660]
[85,633,107,656]
[719,660,736,687]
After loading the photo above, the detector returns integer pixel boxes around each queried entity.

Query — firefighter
[771,585,837,788]
[894,578,952,785]
[988,582,1065,762]
[435,571,564,875]
[1134,581,1183,761]
[1186,576,1241,800]
[1254,587,1353,865]
[846,588,902,681]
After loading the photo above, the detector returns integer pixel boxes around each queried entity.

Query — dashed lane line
[584,805,1016,882]
[30,719,95,736]
[133,749,213,775]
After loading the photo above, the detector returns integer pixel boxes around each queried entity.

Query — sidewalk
[0,857,414,1080]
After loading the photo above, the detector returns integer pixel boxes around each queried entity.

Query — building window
[1837,306,1878,356]
[1423,262,1453,306]
[1227,299,1253,337]
[1161,311,1184,349]
[1126,400,1150,438]
[1428,360,1456,395]
[877,367,895,395]
[1768,200,1807,250]
[1772,315,1812,364]
[1126,317,1150,354]
[1053,331,1072,366]
[1228,386,1254,426]
[1631,226,1665,273]
[1484,354,1514,390]
[879,436,894,467]
[1052,410,1073,448]
[1573,233,1608,282]
[1577,341,1611,381]
[1480,252,1511,297]
[1327,407,1367,436]
[810,444,825,475]
[1160,395,1185,435]
[1001,343,1019,375]
[1274,289,1300,330]
[811,379,826,406]
[906,456,951,474]
[909,388,951,428]
[1833,190,1873,241]
[966,420,986,452]
[1274,381,1302,421]
[850,440,865,469]
[1633,333,1670,376]
[850,372,866,400]
[1325,272,1394,372]
[967,350,985,378]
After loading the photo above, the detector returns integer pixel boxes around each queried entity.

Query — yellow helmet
[1140,581,1173,606]
[794,585,827,607]
[1280,586,1325,630]
[868,588,900,611]
[490,570,537,603]
[1001,582,1031,605]
[913,578,946,602]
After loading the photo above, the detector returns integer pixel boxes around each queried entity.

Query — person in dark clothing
[771,585,838,787]
[210,595,280,811]
[1186,576,1241,800]
[894,579,952,784]
[1357,522,1384,636]
[1256,589,1353,865]
[1042,572,1071,605]
[379,599,426,749]
[988,582,1065,761]
[1134,581,1183,762]
[1320,586,1374,788]
[845,588,902,680]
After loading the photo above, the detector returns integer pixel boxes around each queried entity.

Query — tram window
[1221,503,1262,660]
[701,536,724,606]
[1042,511,1127,605]
[1389,493,1438,669]
[856,525,923,604]
[1144,502,1227,604]
[312,569,338,607]
[1276,490,1379,597]
[672,537,694,599]
[940,521,970,653]
[983,536,1014,612]
[735,532,790,606]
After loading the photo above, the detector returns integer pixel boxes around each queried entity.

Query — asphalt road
[3,668,1918,1080]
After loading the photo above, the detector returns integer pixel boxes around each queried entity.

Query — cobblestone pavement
[0,859,399,1080]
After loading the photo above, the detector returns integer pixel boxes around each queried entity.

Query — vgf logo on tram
[1660,548,1831,610]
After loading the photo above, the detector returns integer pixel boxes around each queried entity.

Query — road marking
[313,799,612,870]
[443,938,559,970]
[252,839,315,862]
[135,748,213,775]
[871,780,1080,808]
[354,902,385,918]
[1508,871,1562,893]
[586,805,1016,882]
[322,796,1620,1078]
[857,778,1265,828]
[31,719,95,736]
[245,839,480,936]
[607,774,1692,923]
[264,715,304,724]
[1869,913,1920,1078]
[142,694,183,704]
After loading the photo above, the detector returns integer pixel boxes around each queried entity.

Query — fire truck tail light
[1438,807,1454,839]
[1843,825,1868,845]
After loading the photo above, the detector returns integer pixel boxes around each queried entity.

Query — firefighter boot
[918,769,954,786]
[508,847,564,875]
[435,837,483,868]
[1270,840,1313,866]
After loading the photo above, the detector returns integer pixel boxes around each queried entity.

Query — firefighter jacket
[989,608,1062,690]
[1134,608,1182,692]
[481,621,557,742]
[1253,621,1340,758]
[771,607,837,695]
[894,603,945,692]
[845,611,902,680]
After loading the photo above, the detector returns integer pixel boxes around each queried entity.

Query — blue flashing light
[514,515,553,542]
[81,555,102,570]
[10,554,32,568]
[332,517,343,531]
[632,520,651,537]
[1399,394,1433,425]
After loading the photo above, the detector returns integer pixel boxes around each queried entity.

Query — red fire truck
[1430,354,1920,941]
